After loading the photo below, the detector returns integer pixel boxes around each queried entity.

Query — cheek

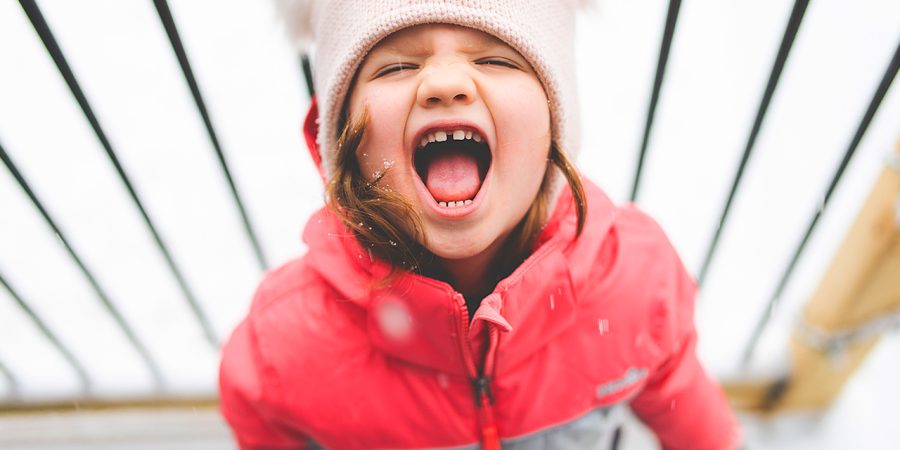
[494,80,551,150]
[350,86,413,182]
[493,80,552,164]
[489,79,551,208]
[510,77,550,123]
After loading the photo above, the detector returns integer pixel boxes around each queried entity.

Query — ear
[273,0,315,46]
[303,97,327,184]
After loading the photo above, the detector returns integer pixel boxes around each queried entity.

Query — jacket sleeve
[219,317,310,449]
[629,230,741,450]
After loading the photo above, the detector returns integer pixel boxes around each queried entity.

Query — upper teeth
[419,129,483,148]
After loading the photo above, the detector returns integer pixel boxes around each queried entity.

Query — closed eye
[475,58,521,69]
[374,63,418,78]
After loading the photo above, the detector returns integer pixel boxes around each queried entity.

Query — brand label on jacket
[596,367,648,399]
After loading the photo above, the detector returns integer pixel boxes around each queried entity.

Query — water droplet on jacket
[436,373,450,389]
[669,400,677,410]
[549,294,555,310]
[598,318,609,336]
[383,160,395,169]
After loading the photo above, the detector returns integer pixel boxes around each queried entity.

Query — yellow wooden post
[725,139,900,412]
[775,140,900,410]
[777,140,900,410]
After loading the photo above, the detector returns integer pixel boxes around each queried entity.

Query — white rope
[888,151,900,226]
[795,310,900,362]
[886,151,900,174]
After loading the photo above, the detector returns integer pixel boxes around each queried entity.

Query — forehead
[370,23,513,55]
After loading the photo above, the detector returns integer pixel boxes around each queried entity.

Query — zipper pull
[472,376,500,449]
[472,375,495,405]
[481,425,500,450]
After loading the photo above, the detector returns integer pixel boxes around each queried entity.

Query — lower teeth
[438,199,474,208]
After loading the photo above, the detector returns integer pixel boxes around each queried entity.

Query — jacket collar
[303,183,616,375]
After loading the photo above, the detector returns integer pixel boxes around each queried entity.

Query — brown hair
[327,111,586,283]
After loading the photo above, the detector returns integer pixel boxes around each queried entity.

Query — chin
[421,231,487,260]
[420,221,510,263]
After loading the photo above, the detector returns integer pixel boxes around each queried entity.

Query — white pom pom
[273,0,316,46]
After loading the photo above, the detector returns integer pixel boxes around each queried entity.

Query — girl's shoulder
[247,256,318,314]
[245,253,367,336]
[221,253,371,398]
[569,181,686,288]
[573,182,697,353]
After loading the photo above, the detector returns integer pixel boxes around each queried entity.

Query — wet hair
[326,110,586,283]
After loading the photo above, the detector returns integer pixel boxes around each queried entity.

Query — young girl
[219,1,740,449]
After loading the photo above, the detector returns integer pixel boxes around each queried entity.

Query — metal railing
[627,0,898,367]
[1,0,898,402]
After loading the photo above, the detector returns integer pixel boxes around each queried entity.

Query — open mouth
[414,128,491,208]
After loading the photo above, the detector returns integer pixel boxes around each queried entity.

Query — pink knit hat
[277,0,586,178]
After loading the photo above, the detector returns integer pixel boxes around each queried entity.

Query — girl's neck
[434,236,512,315]
[440,252,495,303]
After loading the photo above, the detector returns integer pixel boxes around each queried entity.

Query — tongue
[424,147,482,202]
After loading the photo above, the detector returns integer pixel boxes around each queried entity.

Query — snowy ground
[1,0,899,448]
[2,332,898,450]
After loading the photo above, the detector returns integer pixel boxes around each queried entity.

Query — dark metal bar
[696,0,810,286]
[741,38,900,368]
[152,0,269,271]
[300,53,315,98]
[0,270,90,394]
[0,141,163,389]
[19,0,220,348]
[629,0,682,202]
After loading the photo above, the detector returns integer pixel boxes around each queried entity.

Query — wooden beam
[0,396,218,415]
[725,139,900,412]
[774,140,900,410]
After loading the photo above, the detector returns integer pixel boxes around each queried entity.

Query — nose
[416,64,476,108]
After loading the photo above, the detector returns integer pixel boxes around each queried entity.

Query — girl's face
[348,24,551,263]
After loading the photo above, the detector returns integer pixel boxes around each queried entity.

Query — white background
[1,0,898,448]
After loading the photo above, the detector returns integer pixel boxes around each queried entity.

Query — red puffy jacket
[219,176,740,449]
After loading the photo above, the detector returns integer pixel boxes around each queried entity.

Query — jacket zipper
[454,293,501,450]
